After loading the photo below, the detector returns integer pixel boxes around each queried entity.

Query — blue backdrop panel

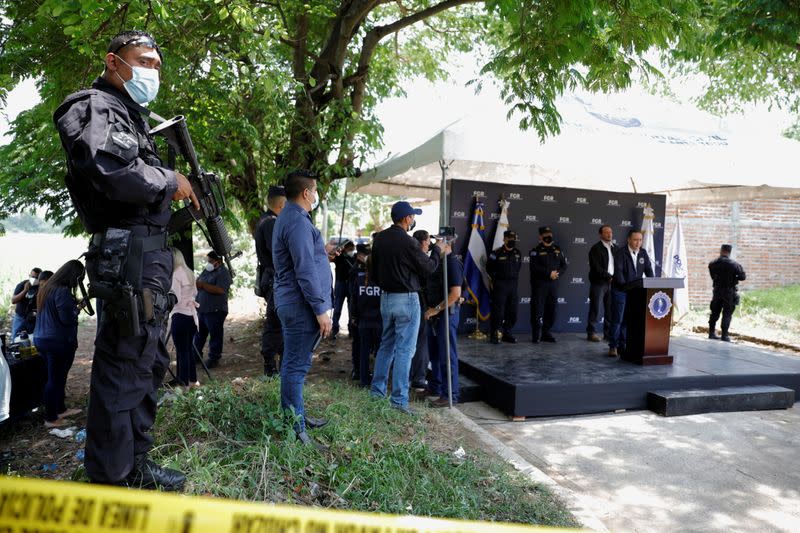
[447,179,666,334]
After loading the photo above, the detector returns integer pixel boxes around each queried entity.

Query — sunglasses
[111,36,163,60]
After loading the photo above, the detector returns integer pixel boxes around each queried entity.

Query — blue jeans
[37,338,77,422]
[171,313,198,385]
[608,288,627,349]
[277,302,319,433]
[10,313,25,340]
[370,292,420,408]
[332,280,348,334]
[194,310,228,362]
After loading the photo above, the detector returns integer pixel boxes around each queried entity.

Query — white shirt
[603,240,614,276]
[629,246,646,278]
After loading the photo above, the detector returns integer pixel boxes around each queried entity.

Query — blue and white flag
[663,216,689,321]
[463,201,491,321]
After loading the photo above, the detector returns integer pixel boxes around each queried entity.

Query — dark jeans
[587,281,612,336]
[194,310,228,362]
[332,280,348,334]
[260,289,283,373]
[276,301,319,433]
[427,306,460,402]
[37,338,77,422]
[171,313,197,385]
[358,324,381,387]
[410,299,429,386]
[490,279,518,334]
[608,288,627,349]
[351,325,361,375]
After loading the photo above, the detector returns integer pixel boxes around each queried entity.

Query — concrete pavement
[459,402,800,532]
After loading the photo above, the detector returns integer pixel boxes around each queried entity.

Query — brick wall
[664,197,800,305]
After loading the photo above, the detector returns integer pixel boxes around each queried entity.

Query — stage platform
[457,335,800,418]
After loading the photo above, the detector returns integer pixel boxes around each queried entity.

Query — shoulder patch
[111,131,137,150]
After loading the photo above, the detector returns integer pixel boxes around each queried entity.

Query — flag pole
[468,194,488,340]
[439,160,453,409]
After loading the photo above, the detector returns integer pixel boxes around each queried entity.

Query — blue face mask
[115,55,160,105]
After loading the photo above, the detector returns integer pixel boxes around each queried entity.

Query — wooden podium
[621,277,685,365]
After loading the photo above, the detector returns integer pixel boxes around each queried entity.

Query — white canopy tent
[348,95,800,205]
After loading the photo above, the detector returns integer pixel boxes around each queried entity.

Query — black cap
[721,244,732,253]
[268,185,286,198]
[504,230,518,239]
[207,250,222,261]
[539,226,553,235]
[356,244,370,255]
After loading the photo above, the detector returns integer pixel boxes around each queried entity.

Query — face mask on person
[408,220,417,232]
[205,262,215,272]
[542,236,553,245]
[29,277,38,286]
[114,55,160,105]
[507,239,517,248]
[306,189,320,211]
[346,250,355,258]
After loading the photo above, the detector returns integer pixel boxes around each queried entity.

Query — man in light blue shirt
[272,170,333,449]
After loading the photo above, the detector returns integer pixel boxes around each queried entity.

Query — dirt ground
[3,294,798,482]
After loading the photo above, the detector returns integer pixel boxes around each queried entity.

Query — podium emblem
[648,291,672,319]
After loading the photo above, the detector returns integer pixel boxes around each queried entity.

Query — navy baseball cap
[391,201,422,222]
[356,243,370,255]
[539,226,553,235]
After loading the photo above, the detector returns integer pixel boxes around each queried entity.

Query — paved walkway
[461,402,800,532]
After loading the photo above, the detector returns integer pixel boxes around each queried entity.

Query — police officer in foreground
[254,185,287,375]
[54,31,198,490]
[708,244,747,342]
[487,230,522,344]
[529,226,567,343]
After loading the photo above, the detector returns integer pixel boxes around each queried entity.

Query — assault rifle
[150,115,239,275]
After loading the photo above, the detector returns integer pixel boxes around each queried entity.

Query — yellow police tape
[0,476,572,533]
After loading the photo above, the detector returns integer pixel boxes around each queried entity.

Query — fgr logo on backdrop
[575,197,589,204]
[472,190,486,198]
[452,210,467,219]
[557,297,567,304]
[591,218,603,225]
[559,216,571,224]
[508,192,523,200]
[573,237,586,244]
[524,215,538,222]
[621,220,632,227]
[542,194,556,202]
[608,199,620,206]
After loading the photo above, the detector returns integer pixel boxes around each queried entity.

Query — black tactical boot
[127,455,186,492]
[708,324,719,339]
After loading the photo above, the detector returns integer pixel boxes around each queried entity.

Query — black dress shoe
[541,335,556,343]
[501,333,517,344]
[296,431,329,451]
[489,336,499,345]
[531,338,540,344]
[205,358,219,369]
[304,416,329,430]
[127,455,186,492]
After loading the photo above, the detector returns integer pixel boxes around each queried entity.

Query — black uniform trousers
[260,286,283,373]
[709,288,738,334]
[410,299,429,387]
[586,280,612,337]
[85,248,172,484]
[530,280,558,340]
[490,279,518,334]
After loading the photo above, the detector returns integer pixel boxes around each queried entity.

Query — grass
[152,379,578,528]
[739,284,800,318]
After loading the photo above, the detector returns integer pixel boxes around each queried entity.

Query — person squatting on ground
[193,251,232,369]
[33,260,86,428]
[370,202,441,416]
[272,170,332,450]
[708,244,747,342]
[169,248,200,387]
[586,225,618,342]
[254,185,287,376]
[607,229,654,357]
[409,230,432,391]
[54,30,198,490]
[332,241,357,339]
[10,267,42,340]
[348,244,382,388]
[487,230,522,344]
[529,226,567,343]
[423,236,462,407]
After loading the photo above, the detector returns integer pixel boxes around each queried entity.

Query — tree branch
[374,0,481,41]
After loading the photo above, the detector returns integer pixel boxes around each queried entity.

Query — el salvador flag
[463,201,491,321]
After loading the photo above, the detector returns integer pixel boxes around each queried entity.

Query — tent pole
[439,159,453,409]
